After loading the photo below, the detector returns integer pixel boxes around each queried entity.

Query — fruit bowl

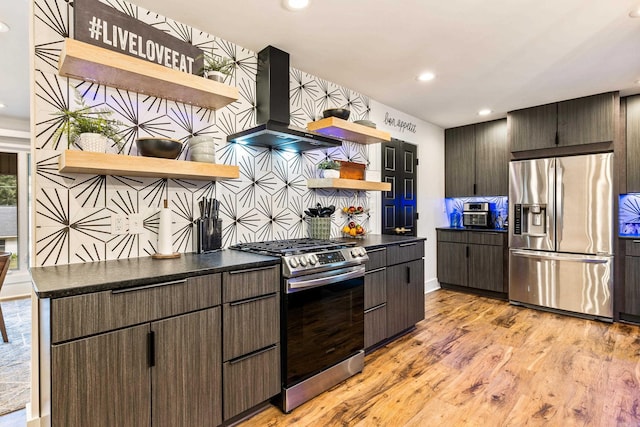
[341,206,369,215]
[342,223,366,238]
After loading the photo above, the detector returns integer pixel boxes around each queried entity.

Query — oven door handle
[286,266,365,293]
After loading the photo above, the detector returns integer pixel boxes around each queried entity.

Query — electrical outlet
[112,215,128,235]
[129,213,145,234]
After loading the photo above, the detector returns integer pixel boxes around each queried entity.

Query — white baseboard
[424,278,441,294]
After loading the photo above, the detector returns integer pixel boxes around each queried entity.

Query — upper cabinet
[58,38,239,111]
[307,117,391,145]
[626,95,640,192]
[509,92,617,152]
[445,119,508,197]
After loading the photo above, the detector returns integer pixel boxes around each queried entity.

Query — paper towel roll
[158,204,173,255]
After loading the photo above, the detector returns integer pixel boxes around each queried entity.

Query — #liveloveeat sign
[74,0,203,75]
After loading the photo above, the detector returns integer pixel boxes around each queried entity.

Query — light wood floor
[242,289,640,427]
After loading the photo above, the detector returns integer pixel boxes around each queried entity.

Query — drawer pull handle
[111,279,187,294]
[229,344,277,364]
[229,293,277,306]
[633,240,640,244]
[228,266,276,275]
[365,303,386,314]
[148,331,155,368]
[399,242,417,247]
[365,267,386,274]
[367,247,386,253]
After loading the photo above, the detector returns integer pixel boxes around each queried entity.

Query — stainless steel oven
[230,239,368,413]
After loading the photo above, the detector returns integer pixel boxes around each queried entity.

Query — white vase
[206,71,226,83]
[75,133,107,152]
[321,169,340,179]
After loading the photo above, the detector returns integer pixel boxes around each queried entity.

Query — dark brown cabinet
[509,92,616,152]
[386,242,425,338]
[222,265,280,420]
[624,240,640,317]
[626,95,640,192]
[52,325,151,427]
[437,230,507,295]
[445,119,507,197]
[364,241,425,350]
[364,247,387,349]
[51,276,223,427]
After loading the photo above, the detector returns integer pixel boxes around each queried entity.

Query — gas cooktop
[229,238,355,256]
[229,238,365,277]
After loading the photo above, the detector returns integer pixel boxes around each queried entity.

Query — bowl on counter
[323,108,350,120]
[136,137,183,159]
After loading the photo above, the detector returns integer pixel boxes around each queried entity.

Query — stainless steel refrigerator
[508,153,613,320]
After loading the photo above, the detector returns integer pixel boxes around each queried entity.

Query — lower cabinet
[52,307,221,427]
[222,265,281,420]
[437,229,507,295]
[46,265,282,426]
[624,241,640,318]
[387,258,425,337]
[364,241,425,350]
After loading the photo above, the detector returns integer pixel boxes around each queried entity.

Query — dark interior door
[381,139,418,236]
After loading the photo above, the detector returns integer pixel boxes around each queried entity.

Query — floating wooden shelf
[59,150,239,181]
[58,38,239,110]
[307,117,391,144]
[307,178,391,191]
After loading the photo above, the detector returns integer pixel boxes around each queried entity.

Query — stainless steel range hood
[226,46,343,152]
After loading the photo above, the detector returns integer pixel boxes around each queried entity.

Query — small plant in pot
[53,93,123,153]
[317,159,341,178]
[199,54,234,83]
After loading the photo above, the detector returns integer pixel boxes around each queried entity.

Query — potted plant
[54,93,122,153]
[199,54,234,83]
[317,159,341,178]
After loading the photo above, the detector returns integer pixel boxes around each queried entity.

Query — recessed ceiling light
[0,103,6,109]
[478,109,492,116]
[417,72,435,82]
[636,79,640,85]
[282,0,310,11]
[629,5,640,17]
[0,21,10,33]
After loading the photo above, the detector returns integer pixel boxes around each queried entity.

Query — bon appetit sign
[74,0,203,75]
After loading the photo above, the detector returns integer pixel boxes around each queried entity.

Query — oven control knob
[298,255,308,267]
[351,249,359,257]
[359,248,367,256]
[289,257,299,268]
[308,254,318,265]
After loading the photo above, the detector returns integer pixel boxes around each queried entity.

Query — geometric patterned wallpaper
[33,0,376,266]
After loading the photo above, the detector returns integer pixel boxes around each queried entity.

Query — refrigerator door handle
[548,162,555,246]
[510,250,609,263]
[556,164,564,246]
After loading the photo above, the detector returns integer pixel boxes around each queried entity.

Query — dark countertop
[436,227,508,233]
[31,250,280,299]
[335,234,427,249]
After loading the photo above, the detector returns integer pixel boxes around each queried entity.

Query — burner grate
[230,238,353,255]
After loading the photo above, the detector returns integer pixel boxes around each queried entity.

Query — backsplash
[32,0,378,266]
[444,196,508,229]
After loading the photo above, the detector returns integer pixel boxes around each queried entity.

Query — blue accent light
[619,194,640,237]
[444,196,508,228]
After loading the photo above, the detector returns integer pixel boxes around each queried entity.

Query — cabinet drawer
[468,232,505,246]
[365,267,386,309]
[626,240,640,257]
[365,304,387,349]
[223,343,280,420]
[223,265,279,303]
[437,230,467,243]
[223,293,279,361]
[387,241,425,265]
[52,274,221,343]
[365,246,387,270]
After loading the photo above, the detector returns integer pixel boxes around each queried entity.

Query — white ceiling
[2,0,640,128]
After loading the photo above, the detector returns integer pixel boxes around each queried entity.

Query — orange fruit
[342,226,350,233]
[349,228,357,237]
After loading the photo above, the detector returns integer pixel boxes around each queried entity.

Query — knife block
[196,218,222,253]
